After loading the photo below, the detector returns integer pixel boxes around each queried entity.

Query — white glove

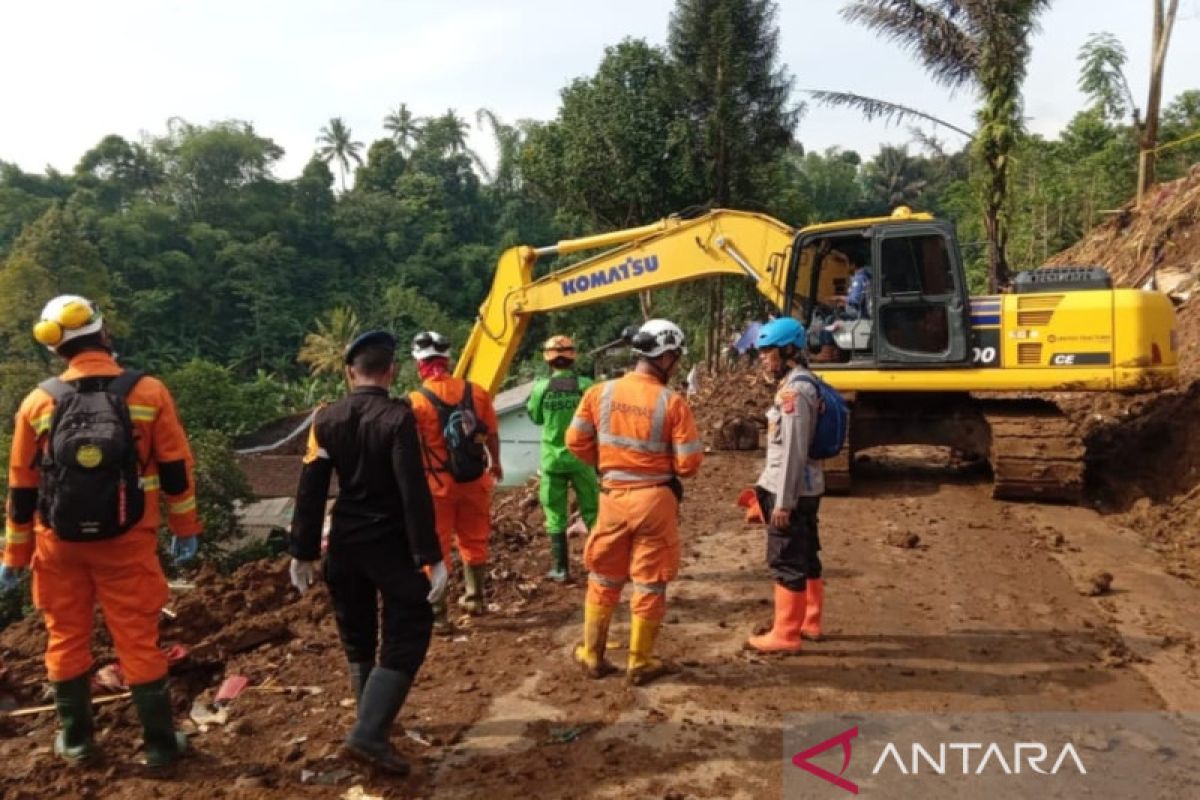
[289,559,318,595]
[426,561,449,604]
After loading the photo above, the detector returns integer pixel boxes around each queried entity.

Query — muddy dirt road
[4,450,1200,800]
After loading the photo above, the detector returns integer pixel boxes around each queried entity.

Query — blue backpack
[792,373,849,460]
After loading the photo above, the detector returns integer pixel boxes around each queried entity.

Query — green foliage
[1078,32,1138,123]
[523,39,696,227]
[163,359,285,437]
[1158,90,1200,179]
[189,429,254,547]
[0,204,113,359]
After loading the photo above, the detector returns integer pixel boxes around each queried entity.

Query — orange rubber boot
[746,584,806,653]
[802,578,824,641]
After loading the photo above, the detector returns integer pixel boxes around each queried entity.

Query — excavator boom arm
[455,209,797,394]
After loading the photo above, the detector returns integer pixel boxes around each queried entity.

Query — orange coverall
[3,352,201,684]
[565,372,703,619]
[409,375,497,567]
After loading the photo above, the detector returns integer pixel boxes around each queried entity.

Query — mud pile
[690,362,774,450]
[0,482,582,798]
[1047,166,1200,585]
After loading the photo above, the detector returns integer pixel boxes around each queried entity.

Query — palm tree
[812,0,1051,291]
[298,306,360,376]
[315,117,364,192]
[383,103,423,156]
[864,145,929,211]
[439,109,472,155]
[475,108,531,194]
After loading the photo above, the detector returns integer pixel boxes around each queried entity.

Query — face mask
[418,357,450,380]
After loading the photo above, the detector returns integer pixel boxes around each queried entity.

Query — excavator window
[877,234,955,356]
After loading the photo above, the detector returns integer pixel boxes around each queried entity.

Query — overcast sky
[2,0,1198,179]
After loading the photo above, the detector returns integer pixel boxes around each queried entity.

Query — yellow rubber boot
[573,602,616,678]
[801,578,824,641]
[627,615,671,686]
[746,584,806,654]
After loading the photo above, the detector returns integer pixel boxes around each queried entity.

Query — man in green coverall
[527,335,599,582]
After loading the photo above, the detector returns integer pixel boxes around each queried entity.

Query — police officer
[289,330,447,775]
[746,317,825,654]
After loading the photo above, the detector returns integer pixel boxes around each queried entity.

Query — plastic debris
[546,723,594,744]
[215,675,250,705]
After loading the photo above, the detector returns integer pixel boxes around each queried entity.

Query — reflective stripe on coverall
[527,370,598,533]
[409,375,498,567]
[4,351,201,683]
[565,372,703,618]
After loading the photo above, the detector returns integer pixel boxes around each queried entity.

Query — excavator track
[983,399,1084,504]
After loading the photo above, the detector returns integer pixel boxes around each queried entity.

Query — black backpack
[37,370,146,542]
[418,383,490,483]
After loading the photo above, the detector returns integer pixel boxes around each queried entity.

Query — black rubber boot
[52,675,96,763]
[130,677,188,769]
[459,563,487,615]
[341,667,413,774]
[546,533,569,583]
[431,597,454,635]
[348,662,374,706]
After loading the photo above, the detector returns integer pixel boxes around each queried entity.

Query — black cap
[344,330,397,365]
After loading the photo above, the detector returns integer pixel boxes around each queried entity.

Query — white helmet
[411,330,452,361]
[33,294,104,351]
[630,319,686,358]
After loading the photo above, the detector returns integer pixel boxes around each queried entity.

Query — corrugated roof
[495,380,535,414]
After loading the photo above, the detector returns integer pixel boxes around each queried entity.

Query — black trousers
[755,487,822,591]
[323,537,433,676]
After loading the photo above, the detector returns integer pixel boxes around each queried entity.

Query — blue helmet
[755,317,807,350]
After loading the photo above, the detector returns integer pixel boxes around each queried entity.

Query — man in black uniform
[288,330,447,775]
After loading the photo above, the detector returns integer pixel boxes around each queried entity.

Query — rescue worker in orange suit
[408,331,501,627]
[565,319,704,685]
[0,295,199,768]
[289,330,446,775]
[745,317,825,653]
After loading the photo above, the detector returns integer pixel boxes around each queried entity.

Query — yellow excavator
[453,207,1177,503]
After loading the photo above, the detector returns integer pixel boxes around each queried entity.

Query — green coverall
[527,370,600,534]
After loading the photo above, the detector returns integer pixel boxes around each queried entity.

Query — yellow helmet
[32,295,104,351]
[542,335,576,362]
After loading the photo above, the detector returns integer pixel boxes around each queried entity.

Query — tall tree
[669,0,802,366]
[522,39,696,227]
[420,110,473,156]
[1139,0,1181,198]
[383,103,423,156]
[1077,5,1182,202]
[316,117,365,192]
[1077,32,1139,125]
[475,108,529,196]
[668,0,802,208]
[831,0,1051,292]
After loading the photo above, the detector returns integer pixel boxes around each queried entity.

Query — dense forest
[1,0,1197,547]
